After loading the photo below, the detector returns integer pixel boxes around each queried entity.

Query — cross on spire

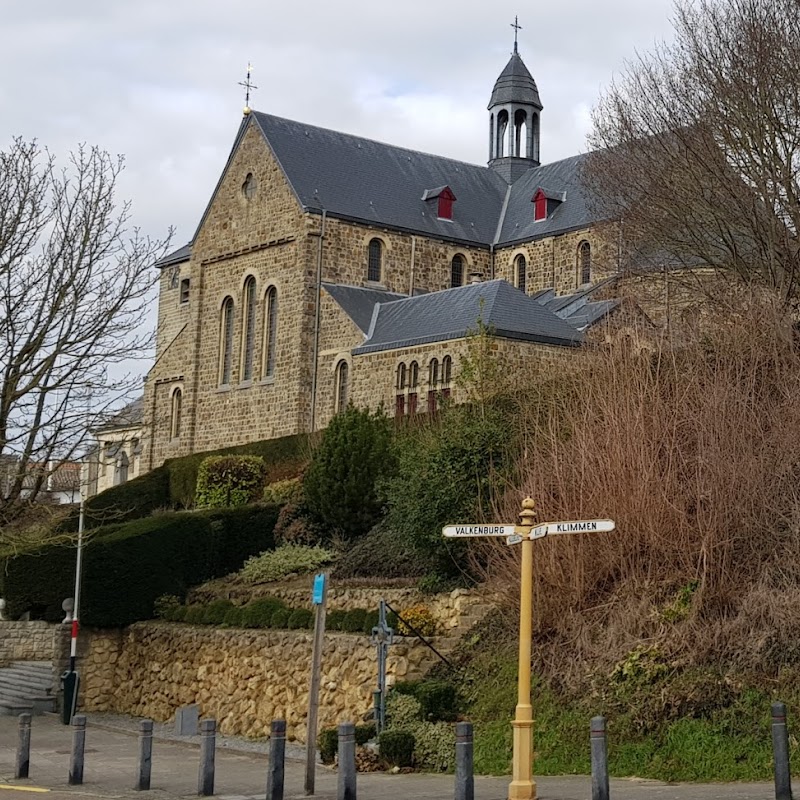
[511,16,522,53]
[239,63,258,115]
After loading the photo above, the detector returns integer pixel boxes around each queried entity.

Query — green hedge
[4,504,280,626]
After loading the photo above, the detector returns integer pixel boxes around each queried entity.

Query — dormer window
[422,186,457,221]
[532,187,566,222]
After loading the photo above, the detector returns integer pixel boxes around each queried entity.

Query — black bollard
[69,714,87,785]
[455,721,474,800]
[591,715,609,800]
[197,719,216,797]
[15,713,31,779]
[771,702,792,800]
[337,722,356,800]
[266,719,286,800]
[136,719,153,791]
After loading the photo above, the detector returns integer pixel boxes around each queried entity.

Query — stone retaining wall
[0,621,57,666]
[80,621,448,743]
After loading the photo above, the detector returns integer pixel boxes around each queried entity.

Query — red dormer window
[422,186,457,221]
[533,188,548,222]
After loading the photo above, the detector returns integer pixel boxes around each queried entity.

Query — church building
[139,41,622,475]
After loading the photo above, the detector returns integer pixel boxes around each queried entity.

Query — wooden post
[305,572,328,796]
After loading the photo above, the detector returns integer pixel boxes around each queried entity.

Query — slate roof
[533,280,620,331]
[93,397,144,433]
[489,52,542,109]
[322,283,407,334]
[155,242,192,269]
[251,112,509,246]
[352,279,582,355]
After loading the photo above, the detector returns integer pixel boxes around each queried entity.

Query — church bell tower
[488,22,543,183]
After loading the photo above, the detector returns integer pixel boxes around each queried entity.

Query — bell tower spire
[488,21,542,183]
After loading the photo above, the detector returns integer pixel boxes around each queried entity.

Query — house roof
[352,279,582,355]
[533,280,621,331]
[155,242,192,269]
[93,397,144,433]
[322,283,407,334]
[251,112,510,246]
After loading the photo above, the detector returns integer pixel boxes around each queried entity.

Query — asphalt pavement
[0,713,779,800]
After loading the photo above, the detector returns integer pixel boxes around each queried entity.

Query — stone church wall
[79,622,443,743]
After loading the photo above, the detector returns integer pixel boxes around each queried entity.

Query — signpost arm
[509,498,537,800]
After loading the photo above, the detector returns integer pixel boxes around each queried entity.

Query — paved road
[0,714,778,799]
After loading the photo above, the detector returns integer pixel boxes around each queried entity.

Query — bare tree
[0,138,171,526]
[584,0,800,306]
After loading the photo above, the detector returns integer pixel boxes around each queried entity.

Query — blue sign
[312,573,327,605]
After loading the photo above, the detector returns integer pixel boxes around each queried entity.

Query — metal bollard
[69,714,87,785]
[197,719,216,797]
[455,721,474,800]
[136,719,153,791]
[771,702,793,800]
[591,715,610,800]
[266,719,286,800]
[15,713,31,779]
[337,722,357,800]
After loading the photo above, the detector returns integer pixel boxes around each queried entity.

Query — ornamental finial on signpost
[518,497,536,533]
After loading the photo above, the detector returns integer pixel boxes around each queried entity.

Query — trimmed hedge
[195,455,267,509]
[379,730,415,767]
[3,505,280,626]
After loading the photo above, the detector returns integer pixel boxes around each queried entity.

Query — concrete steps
[0,661,55,716]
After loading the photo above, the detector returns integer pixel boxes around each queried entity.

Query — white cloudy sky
[0,1,676,392]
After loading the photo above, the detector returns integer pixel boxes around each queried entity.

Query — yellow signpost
[443,498,615,800]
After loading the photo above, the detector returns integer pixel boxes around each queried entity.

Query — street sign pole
[509,498,537,800]
[305,572,328,796]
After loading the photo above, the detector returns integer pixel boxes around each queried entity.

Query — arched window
[219,296,235,385]
[451,255,464,288]
[367,239,383,283]
[428,358,439,388]
[396,363,407,390]
[335,360,349,413]
[170,388,182,439]
[408,361,419,415]
[242,172,257,200]
[579,241,592,285]
[515,255,527,294]
[114,451,129,486]
[496,110,509,158]
[241,276,257,381]
[263,287,278,379]
[442,356,452,387]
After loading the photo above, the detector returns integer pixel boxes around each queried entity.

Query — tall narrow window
[579,241,592,285]
[180,278,190,303]
[451,255,464,288]
[263,287,278,379]
[170,388,182,439]
[408,361,419,415]
[442,356,452,401]
[242,277,257,381]
[335,360,349,413]
[114,452,129,486]
[219,296,235,385]
[367,239,383,283]
[396,363,407,390]
[515,255,527,294]
[427,358,440,414]
[395,393,406,417]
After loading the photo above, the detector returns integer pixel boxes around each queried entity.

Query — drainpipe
[490,244,495,280]
[309,209,326,433]
[409,235,416,296]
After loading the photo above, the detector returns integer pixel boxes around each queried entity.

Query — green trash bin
[61,670,80,725]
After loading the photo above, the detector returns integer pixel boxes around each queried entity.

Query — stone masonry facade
[141,114,618,473]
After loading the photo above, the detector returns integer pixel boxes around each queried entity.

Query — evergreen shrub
[356,723,377,745]
[326,609,347,631]
[333,523,427,580]
[195,455,267,509]
[171,605,187,622]
[153,594,181,620]
[239,544,334,584]
[416,681,458,722]
[184,605,207,624]
[222,606,244,627]
[288,608,313,629]
[241,597,285,629]
[271,608,290,628]
[378,730,415,767]
[363,609,380,635]
[341,608,367,633]
[203,599,235,625]
[318,727,338,764]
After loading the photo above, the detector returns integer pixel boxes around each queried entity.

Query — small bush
[271,608,290,629]
[318,727,338,764]
[153,594,181,620]
[184,605,207,625]
[416,681,458,722]
[355,723,377,745]
[203,599,235,625]
[342,608,367,633]
[397,605,438,637]
[386,693,423,729]
[170,605,187,622]
[379,730,415,768]
[223,606,244,627]
[393,681,423,698]
[195,455,267,509]
[241,597,286,629]
[327,609,347,631]
[263,477,303,506]
[413,721,455,772]
[363,609,380,634]
[288,608,314,629]
[333,522,428,580]
[239,544,334,584]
